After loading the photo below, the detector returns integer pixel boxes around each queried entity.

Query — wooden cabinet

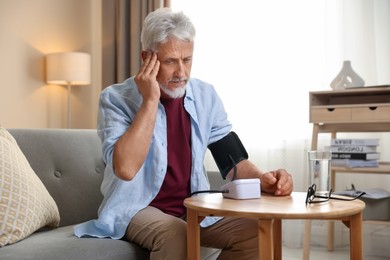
[309,86,390,177]
[303,86,390,259]
[310,86,390,124]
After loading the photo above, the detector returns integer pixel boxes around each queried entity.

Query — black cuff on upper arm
[208,131,248,179]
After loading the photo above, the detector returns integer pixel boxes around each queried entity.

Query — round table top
[184,192,365,220]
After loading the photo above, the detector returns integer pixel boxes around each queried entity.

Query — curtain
[326,0,390,191]
[171,0,390,190]
[102,0,169,89]
[172,0,390,250]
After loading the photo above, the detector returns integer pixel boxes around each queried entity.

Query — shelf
[309,86,390,107]
[331,162,390,174]
[308,86,390,253]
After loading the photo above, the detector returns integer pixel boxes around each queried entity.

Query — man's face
[156,38,194,98]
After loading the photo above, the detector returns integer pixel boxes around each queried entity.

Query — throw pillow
[0,127,60,247]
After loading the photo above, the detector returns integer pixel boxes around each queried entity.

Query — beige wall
[0,0,102,129]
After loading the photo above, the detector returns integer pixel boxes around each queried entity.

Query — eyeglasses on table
[305,183,366,205]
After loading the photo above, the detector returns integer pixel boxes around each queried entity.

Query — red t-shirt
[149,97,192,217]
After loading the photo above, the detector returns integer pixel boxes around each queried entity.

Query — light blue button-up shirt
[74,77,231,239]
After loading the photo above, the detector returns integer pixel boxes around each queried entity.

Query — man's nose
[175,62,185,77]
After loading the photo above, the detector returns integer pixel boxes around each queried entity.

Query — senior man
[75,7,293,260]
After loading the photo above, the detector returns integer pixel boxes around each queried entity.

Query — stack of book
[325,138,380,167]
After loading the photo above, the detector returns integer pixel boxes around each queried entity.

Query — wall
[0,0,102,129]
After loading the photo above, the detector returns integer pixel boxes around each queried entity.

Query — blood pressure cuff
[208,131,248,179]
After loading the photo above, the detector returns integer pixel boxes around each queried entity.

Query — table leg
[328,132,337,252]
[186,208,200,260]
[273,219,282,260]
[349,212,363,260]
[327,221,334,251]
[302,220,311,260]
[258,219,273,260]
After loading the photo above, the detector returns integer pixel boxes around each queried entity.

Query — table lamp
[46,52,91,128]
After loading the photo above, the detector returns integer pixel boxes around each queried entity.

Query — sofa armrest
[207,171,228,190]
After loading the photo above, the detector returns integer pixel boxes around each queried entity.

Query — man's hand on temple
[134,51,161,102]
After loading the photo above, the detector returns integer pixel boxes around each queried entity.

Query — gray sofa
[0,129,224,260]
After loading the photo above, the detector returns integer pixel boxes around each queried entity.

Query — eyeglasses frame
[305,183,366,205]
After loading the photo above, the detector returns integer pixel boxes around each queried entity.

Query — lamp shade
[46,52,91,85]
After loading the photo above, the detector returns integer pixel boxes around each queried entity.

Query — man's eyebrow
[162,55,193,61]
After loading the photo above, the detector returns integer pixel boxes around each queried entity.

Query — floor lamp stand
[67,83,72,129]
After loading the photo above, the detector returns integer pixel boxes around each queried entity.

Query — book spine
[325,145,377,153]
[331,159,379,167]
[331,139,379,146]
[331,152,379,160]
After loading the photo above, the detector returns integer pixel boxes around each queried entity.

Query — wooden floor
[283,245,390,260]
[282,220,390,260]
[202,222,390,260]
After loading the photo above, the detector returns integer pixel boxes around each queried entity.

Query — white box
[220,179,261,199]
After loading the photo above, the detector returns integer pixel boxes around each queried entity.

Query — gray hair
[141,8,196,52]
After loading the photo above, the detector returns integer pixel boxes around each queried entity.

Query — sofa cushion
[8,129,106,227]
[0,127,60,247]
[0,225,150,260]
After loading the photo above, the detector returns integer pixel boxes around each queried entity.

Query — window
[172,1,390,192]
[171,1,332,147]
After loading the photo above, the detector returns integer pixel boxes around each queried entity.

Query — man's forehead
[158,52,193,60]
[157,39,194,53]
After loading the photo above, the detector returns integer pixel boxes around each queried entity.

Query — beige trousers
[123,206,258,260]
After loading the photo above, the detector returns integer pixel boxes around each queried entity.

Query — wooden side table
[184,192,365,260]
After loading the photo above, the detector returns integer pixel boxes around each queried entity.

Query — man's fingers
[138,51,152,75]
[261,169,293,196]
[276,170,293,195]
[261,171,277,185]
[151,59,160,77]
[143,52,158,75]
[138,52,157,76]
